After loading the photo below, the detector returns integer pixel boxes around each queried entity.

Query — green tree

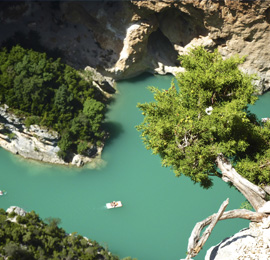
[4,242,34,260]
[83,98,105,137]
[77,140,89,155]
[83,98,105,121]
[0,45,107,160]
[57,130,73,159]
[137,46,270,211]
[53,85,74,115]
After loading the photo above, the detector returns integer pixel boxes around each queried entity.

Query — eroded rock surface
[0,104,103,167]
[0,1,269,91]
[205,216,270,260]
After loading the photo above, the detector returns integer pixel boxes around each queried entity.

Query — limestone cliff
[205,216,270,260]
[0,0,269,92]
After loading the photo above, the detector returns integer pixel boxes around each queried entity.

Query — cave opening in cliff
[157,7,208,47]
[147,28,179,67]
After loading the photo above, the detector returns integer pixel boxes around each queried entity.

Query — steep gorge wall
[0,0,269,92]
[115,0,270,92]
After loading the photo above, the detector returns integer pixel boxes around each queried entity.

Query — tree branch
[184,199,267,260]
[185,198,229,259]
[175,130,196,150]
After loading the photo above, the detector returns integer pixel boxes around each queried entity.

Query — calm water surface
[1,74,268,260]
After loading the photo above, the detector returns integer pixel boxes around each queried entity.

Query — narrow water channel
[1,73,265,260]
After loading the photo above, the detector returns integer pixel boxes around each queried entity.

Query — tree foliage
[0,208,137,260]
[137,46,270,188]
[0,45,107,159]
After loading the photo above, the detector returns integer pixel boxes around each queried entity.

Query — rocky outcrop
[0,1,269,92]
[6,206,27,217]
[205,216,270,260]
[6,206,27,223]
[0,104,103,167]
[0,104,64,165]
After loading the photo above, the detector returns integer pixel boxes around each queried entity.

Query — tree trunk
[216,153,266,212]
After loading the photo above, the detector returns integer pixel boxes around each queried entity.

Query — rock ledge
[205,216,270,260]
[0,104,103,167]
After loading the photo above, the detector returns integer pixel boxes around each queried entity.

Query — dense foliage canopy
[0,208,136,260]
[0,45,106,159]
[137,47,270,188]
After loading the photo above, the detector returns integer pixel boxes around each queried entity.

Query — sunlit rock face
[0,105,103,167]
[205,216,270,260]
[130,0,270,92]
[0,1,269,89]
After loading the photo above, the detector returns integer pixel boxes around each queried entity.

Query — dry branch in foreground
[183,198,267,260]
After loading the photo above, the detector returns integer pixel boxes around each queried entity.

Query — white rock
[261,216,270,229]
[29,124,59,140]
[205,216,270,260]
[6,206,27,216]
[258,201,270,213]
[72,154,84,167]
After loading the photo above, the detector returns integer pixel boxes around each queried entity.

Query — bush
[8,211,16,218]
[77,141,88,155]
[24,116,40,129]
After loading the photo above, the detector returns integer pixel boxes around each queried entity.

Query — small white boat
[106,201,122,209]
[0,190,6,196]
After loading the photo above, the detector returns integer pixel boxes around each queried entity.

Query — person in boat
[0,190,3,195]
[111,201,116,207]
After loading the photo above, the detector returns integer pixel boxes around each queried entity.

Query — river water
[1,73,268,260]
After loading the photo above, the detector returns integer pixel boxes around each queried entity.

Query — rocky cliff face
[0,0,269,92]
[205,216,270,260]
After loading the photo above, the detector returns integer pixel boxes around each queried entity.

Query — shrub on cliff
[0,45,107,160]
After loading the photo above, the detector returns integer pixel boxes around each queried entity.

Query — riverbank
[0,103,104,167]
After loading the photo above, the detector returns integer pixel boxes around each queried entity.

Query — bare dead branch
[186,198,229,259]
[184,200,267,260]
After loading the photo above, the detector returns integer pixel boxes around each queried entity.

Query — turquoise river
[1,74,270,260]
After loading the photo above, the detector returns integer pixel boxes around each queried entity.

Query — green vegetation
[0,208,137,260]
[137,46,270,188]
[0,45,107,160]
